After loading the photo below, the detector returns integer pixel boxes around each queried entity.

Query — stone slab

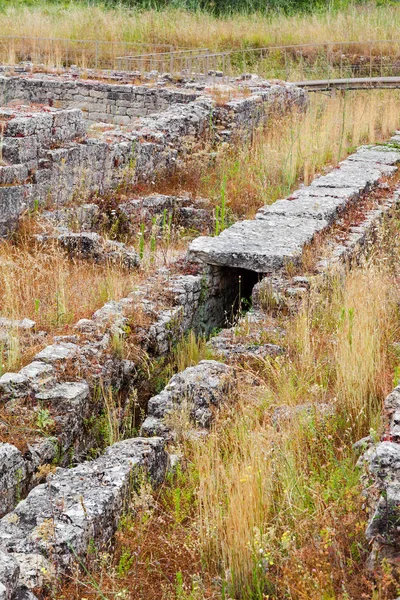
[256,195,347,223]
[188,216,327,273]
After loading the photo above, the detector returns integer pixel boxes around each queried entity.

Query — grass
[0,2,398,51]
[1,3,400,74]
[0,221,136,370]
[194,260,397,598]
[0,237,133,330]
[158,89,400,219]
[46,210,400,600]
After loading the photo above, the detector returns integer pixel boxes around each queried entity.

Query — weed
[116,548,134,578]
[36,408,55,433]
[139,222,145,259]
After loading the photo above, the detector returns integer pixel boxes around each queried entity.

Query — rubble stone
[0,437,168,588]
[141,360,235,438]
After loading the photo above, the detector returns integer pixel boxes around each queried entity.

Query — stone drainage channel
[0,78,399,598]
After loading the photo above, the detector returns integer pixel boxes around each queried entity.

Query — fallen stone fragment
[0,362,55,399]
[0,437,168,592]
[92,299,130,333]
[141,360,235,438]
[74,318,99,334]
[56,231,140,269]
[0,319,35,331]
[34,342,79,364]
[209,318,283,361]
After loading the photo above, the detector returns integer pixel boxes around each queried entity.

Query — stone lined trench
[0,68,400,600]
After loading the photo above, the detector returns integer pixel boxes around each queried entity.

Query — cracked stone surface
[188,216,328,272]
[141,360,236,438]
[34,342,79,363]
[0,437,168,592]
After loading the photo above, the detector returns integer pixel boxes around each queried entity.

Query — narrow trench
[131,266,260,429]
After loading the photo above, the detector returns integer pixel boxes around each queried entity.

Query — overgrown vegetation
[0,2,398,52]
[161,89,400,218]
[0,220,136,369]
[0,0,372,15]
[47,212,400,599]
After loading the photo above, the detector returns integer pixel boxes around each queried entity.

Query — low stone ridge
[0,381,91,517]
[0,437,168,597]
[208,311,284,361]
[0,306,138,515]
[316,190,400,272]
[188,145,400,273]
[141,360,236,438]
[360,384,400,566]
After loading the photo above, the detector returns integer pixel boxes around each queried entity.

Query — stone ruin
[0,70,307,236]
[0,66,400,598]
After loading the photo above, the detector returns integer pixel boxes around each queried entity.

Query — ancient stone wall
[0,75,307,237]
[9,68,400,599]
[0,254,252,517]
[0,75,200,124]
[1,127,400,598]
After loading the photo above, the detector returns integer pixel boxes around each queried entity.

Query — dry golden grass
[165,89,400,219]
[1,3,400,53]
[0,238,134,331]
[194,259,398,595]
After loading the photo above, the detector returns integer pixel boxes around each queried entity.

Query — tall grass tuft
[197,89,400,218]
[194,260,399,598]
